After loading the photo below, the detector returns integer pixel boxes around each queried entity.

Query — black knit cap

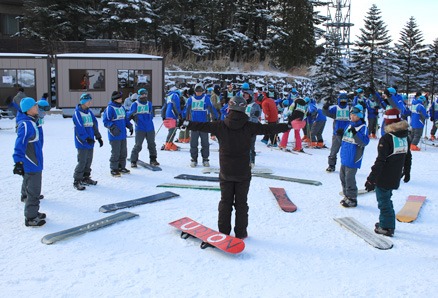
[111,91,123,101]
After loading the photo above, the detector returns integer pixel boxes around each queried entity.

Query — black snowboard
[99,191,179,213]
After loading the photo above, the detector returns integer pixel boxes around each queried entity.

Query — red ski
[169,217,245,254]
[269,187,297,212]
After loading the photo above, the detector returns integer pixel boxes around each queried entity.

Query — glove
[365,180,375,192]
[336,128,344,136]
[85,137,95,145]
[401,171,410,183]
[348,127,357,135]
[109,125,121,136]
[13,162,24,176]
[323,102,330,110]
[97,137,103,147]
[129,112,138,121]
[177,119,189,128]
[128,126,134,135]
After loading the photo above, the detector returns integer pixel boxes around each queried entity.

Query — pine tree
[271,0,316,69]
[311,41,350,103]
[393,17,427,94]
[349,4,392,90]
[424,39,438,98]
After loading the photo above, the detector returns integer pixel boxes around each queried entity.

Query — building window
[69,69,105,91]
[0,69,35,87]
[117,69,152,95]
[0,14,20,36]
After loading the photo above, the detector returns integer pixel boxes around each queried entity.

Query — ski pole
[155,121,164,136]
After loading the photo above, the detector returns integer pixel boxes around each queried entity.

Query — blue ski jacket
[340,120,369,169]
[164,92,182,120]
[13,114,43,173]
[323,98,350,135]
[127,99,155,132]
[103,101,132,141]
[184,94,218,122]
[73,104,101,149]
[410,98,429,129]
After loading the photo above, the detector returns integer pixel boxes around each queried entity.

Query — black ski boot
[150,156,160,166]
[111,169,121,177]
[82,176,97,185]
[25,216,46,227]
[74,180,86,190]
[326,165,335,172]
[119,168,131,174]
[374,223,394,237]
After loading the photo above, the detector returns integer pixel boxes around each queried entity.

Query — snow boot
[25,216,46,227]
[164,142,179,151]
[326,165,335,172]
[131,161,137,168]
[82,176,97,185]
[340,197,357,208]
[190,159,198,168]
[119,168,131,174]
[410,144,420,151]
[431,135,436,141]
[374,223,394,237]
[111,169,121,177]
[150,156,160,166]
[202,159,210,167]
[74,180,86,191]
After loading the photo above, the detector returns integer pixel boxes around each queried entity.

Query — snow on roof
[55,53,162,59]
[0,53,49,58]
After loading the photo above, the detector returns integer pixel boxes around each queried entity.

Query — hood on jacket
[384,120,409,135]
[224,110,249,130]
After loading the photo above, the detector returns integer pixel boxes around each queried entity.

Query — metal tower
[323,0,354,57]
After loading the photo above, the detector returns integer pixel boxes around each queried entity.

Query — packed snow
[1,114,437,297]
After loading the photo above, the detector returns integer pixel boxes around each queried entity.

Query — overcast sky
[327,0,437,45]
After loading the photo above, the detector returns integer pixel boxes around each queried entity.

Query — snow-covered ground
[1,114,437,297]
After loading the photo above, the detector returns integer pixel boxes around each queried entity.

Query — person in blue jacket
[366,94,380,138]
[103,91,133,177]
[13,97,46,227]
[73,93,103,189]
[410,95,429,151]
[308,102,327,148]
[322,93,351,172]
[184,83,218,167]
[162,89,182,151]
[353,88,367,118]
[339,104,370,207]
[128,88,159,167]
[428,96,438,140]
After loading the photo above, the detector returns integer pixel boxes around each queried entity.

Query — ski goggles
[138,88,148,96]
[350,106,362,114]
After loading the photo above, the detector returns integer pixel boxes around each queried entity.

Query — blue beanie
[356,88,363,94]
[304,97,310,103]
[80,93,92,105]
[351,104,364,119]
[387,87,396,95]
[20,97,37,113]
[241,82,250,90]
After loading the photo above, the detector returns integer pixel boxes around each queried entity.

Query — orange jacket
[261,97,278,123]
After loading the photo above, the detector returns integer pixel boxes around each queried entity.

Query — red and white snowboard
[269,187,297,212]
[169,217,245,254]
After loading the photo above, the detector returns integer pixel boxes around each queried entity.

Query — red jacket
[261,97,278,123]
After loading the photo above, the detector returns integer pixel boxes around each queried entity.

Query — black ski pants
[218,179,250,238]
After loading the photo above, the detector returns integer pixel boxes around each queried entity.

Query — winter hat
[228,96,247,113]
[137,88,148,96]
[37,99,50,111]
[350,104,364,119]
[387,87,396,95]
[384,108,401,125]
[338,93,348,102]
[241,82,250,90]
[111,91,123,101]
[20,97,37,113]
[80,93,92,105]
[194,83,204,92]
[356,88,364,94]
[291,88,298,94]
[304,97,310,103]
[418,95,426,103]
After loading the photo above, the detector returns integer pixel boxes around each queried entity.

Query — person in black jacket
[176,96,291,239]
[365,108,412,237]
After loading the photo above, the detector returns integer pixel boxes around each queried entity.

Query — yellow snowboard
[396,195,427,223]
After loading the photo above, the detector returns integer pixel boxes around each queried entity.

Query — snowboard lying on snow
[396,195,427,223]
[269,187,297,212]
[99,191,179,213]
[202,167,273,174]
[157,183,220,191]
[334,217,393,250]
[252,173,322,186]
[41,212,139,245]
[169,217,245,254]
